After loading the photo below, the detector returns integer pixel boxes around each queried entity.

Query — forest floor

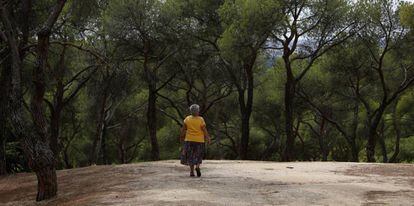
[0,160,413,205]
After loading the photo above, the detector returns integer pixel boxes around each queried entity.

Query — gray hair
[189,104,200,115]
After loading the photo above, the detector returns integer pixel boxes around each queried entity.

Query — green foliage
[3,0,414,176]
[218,0,282,60]
[400,2,414,28]
[397,137,414,162]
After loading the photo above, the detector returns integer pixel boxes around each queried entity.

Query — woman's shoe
[196,168,201,177]
[190,172,195,177]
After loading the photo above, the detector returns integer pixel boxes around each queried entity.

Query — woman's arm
[179,124,187,142]
[202,125,211,144]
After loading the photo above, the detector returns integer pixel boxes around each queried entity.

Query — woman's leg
[194,143,203,177]
[189,165,195,176]
[195,164,201,177]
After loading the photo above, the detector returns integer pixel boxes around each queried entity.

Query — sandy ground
[0,160,413,206]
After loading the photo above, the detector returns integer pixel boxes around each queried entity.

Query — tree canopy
[1,0,414,201]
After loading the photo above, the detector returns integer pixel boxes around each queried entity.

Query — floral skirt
[180,141,205,166]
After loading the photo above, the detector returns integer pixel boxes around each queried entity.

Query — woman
[180,104,211,177]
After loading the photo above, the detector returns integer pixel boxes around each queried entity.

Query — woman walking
[180,104,211,177]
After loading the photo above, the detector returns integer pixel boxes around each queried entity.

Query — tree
[105,0,180,160]
[0,0,33,176]
[271,0,357,161]
[218,0,283,159]
[357,0,414,162]
[1,0,67,201]
[44,44,99,161]
[253,68,285,160]
[297,39,374,162]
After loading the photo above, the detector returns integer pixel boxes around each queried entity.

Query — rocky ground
[0,160,413,205]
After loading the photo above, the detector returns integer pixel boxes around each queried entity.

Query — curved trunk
[1,0,66,201]
[29,29,58,202]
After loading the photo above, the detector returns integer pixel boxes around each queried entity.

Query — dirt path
[0,160,413,205]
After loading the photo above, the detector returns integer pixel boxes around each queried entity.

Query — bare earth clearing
[0,160,413,205]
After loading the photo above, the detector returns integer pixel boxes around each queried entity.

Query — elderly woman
[180,104,211,177]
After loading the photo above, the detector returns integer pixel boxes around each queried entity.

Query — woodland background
[1,0,414,200]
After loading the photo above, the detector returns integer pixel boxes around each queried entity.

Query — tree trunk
[90,90,108,165]
[8,30,57,202]
[389,101,401,163]
[350,138,359,162]
[63,146,73,169]
[49,47,66,157]
[29,29,58,202]
[0,58,12,176]
[101,125,109,164]
[238,61,254,160]
[350,103,360,162]
[0,141,6,175]
[50,108,62,158]
[379,135,388,163]
[1,1,66,201]
[319,138,328,161]
[378,121,388,163]
[239,112,250,160]
[366,107,385,162]
[366,127,378,162]
[147,87,159,161]
[283,60,296,161]
[35,166,57,201]
[0,121,6,175]
[117,125,128,164]
[318,118,328,161]
[261,132,280,160]
[118,142,126,164]
[144,41,159,161]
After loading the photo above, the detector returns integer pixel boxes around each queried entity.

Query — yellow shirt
[184,115,206,143]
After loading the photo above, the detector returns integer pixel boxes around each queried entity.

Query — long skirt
[180,141,205,166]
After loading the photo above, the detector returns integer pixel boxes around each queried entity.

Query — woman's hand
[205,136,211,145]
[202,125,211,144]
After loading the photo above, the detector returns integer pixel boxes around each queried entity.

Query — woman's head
[189,104,200,116]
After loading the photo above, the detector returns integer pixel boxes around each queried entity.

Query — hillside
[0,161,413,205]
